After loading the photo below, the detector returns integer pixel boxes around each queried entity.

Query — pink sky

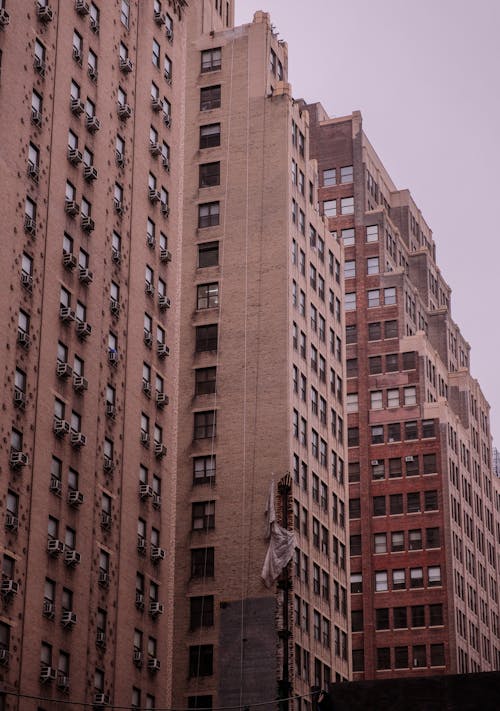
[236,0,500,446]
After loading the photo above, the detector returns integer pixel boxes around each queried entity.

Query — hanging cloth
[261,479,295,588]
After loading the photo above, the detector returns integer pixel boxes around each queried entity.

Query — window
[323,168,336,186]
[385,320,398,338]
[192,502,215,531]
[390,494,403,515]
[194,411,216,440]
[200,123,220,149]
[424,490,438,510]
[384,287,396,305]
[367,257,379,275]
[345,292,356,311]
[389,458,402,479]
[340,165,353,183]
[200,85,221,111]
[340,197,354,215]
[394,646,408,669]
[198,202,220,228]
[374,534,387,554]
[430,643,445,667]
[368,322,381,340]
[377,647,390,670]
[373,496,386,516]
[197,283,219,309]
[404,420,418,440]
[393,569,405,590]
[370,391,383,410]
[366,224,378,242]
[88,49,98,79]
[387,389,399,408]
[191,547,214,577]
[342,228,355,246]
[429,604,443,626]
[346,393,358,414]
[120,0,130,28]
[413,645,426,668]
[422,419,435,438]
[196,324,217,352]
[201,47,221,72]
[388,422,401,443]
[371,426,384,444]
[344,260,356,279]
[189,645,213,677]
[428,565,441,587]
[323,200,336,217]
[350,573,362,594]
[199,162,220,188]
[404,387,417,406]
[193,456,216,485]
[409,529,422,550]
[190,596,214,629]
[410,567,424,588]
[375,608,389,630]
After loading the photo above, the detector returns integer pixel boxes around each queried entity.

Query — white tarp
[261,479,295,588]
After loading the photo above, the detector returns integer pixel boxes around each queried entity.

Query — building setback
[306,104,500,679]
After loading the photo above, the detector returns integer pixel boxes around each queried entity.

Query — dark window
[194,411,216,439]
[195,324,218,352]
[349,499,361,519]
[193,456,216,484]
[390,494,403,515]
[430,643,445,666]
[389,458,402,478]
[189,645,213,677]
[402,351,416,369]
[371,426,384,444]
[350,534,361,556]
[198,202,220,228]
[346,359,358,377]
[195,367,217,395]
[351,609,363,632]
[192,502,215,531]
[413,645,426,667]
[352,649,364,672]
[188,697,213,711]
[347,428,359,447]
[201,47,221,72]
[424,490,438,511]
[368,322,381,341]
[406,455,419,476]
[394,646,408,669]
[384,320,398,338]
[387,423,401,442]
[348,462,360,483]
[346,325,357,344]
[423,453,437,474]
[393,607,407,628]
[429,604,443,626]
[422,419,436,438]
[190,596,214,629]
[405,420,418,440]
[426,527,440,548]
[200,85,221,111]
[373,496,386,516]
[200,123,220,149]
[191,547,214,577]
[411,605,425,627]
[407,492,421,513]
[197,283,219,309]
[386,353,398,372]
[376,647,390,670]
[199,162,220,187]
[369,356,382,374]
[198,241,219,268]
[375,608,389,630]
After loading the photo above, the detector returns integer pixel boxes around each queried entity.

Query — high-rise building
[493,448,500,478]
[0,2,348,709]
[306,104,500,679]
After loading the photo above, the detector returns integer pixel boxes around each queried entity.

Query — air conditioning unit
[97,571,109,588]
[117,103,132,120]
[152,493,161,510]
[163,113,172,128]
[9,451,29,469]
[96,630,106,648]
[43,599,56,619]
[90,16,99,33]
[115,150,124,168]
[1,580,19,597]
[34,55,46,75]
[81,215,95,232]
[27,161,39,181]
[0,649,8,666]
[137,536,146,554]
[72,47,83,65]
[142,381,152,399]
[148,188,160,204]
[70,97,84,115]
[135,592,145,610]
[36,4,54,23]
[166,28,173,43]
[133,649,143,666]
[114,198,123,215]
[53,418,70,437]
[59,306,75,323]
[40,665,56,683]
[67,148,82,166]
[164,70,172,85]
[151,545,166,562]
[17,329,30,349]
[47,538,64,557]
[153,11,165,25]
[162,156,170,172]
[75,0,90,15]
[49,476,62,495]
[158,295,171,310]
[405,456,414,462]
[100,511,111,530]
[65,198,79,216]
[160,248,172,262]
[79,267,93,284]
[70,431,87,448]
[106,403,116,419]
[110,299,120,317]
[61,610,77,627]
[145,282,154,296]
[111,247,121,264]
[371,460,379,466]
[149,141,161,156]
[151,97,162,112]
[139,484,153,500]
[119,57,133,73]
[154,443,167,459]
[5,512,19,532]
[56,674,70,691]
[63,251,77,269]
[13,388,26,409]
[157,343,169,358]
[73,374,88,392]
[18,271,32,291]
[67,490,84,507]
[108,350,118,366]
[84,165,98,182]
[149,601,164,617]
[76,320,92,339]
[103,456,114,473]
[160,202,170,217]
[143,330,153,347]
[31,108,43,127]
[24,216,36,237]
[148,657,160,672]
[93,693,110,707]
[0,8,11,27]
[140,431,149,446]
[88,65,98,82]
[156,392,168,408]
[86,116,100,133]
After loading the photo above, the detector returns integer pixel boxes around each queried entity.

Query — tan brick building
[306,104,500,680]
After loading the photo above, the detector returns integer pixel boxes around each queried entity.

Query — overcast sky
[236,0,500,446]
